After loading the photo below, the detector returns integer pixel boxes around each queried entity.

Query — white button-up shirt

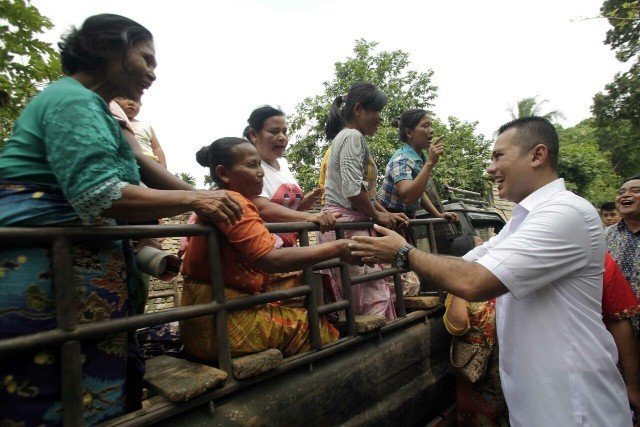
[464,178,630,426]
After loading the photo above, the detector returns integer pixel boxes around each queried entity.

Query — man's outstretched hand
[348,224,408,264]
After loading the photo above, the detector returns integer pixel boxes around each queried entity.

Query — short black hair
[247,105,284,135]
[622,174,640,184]
[196,137,252,187]
[59,14,153,75]
[497,116,559,170]
[600,202,617,213]
[392,109,428,143]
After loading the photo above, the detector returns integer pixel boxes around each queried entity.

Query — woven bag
[449,339,493,383]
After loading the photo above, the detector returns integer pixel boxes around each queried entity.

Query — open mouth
[620,199,635,207]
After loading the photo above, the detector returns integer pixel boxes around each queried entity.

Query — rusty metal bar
[449,197,489,206]
[427,223,438,255]
[350,267,406,285]
[335,228,356,336]
[312,258,341,270]
[393,273,407,318]
[0,286,311,357]
[52,237,85,426]
[299,230,322,350]
[0,219,448,244]
[317,300,351,316]
[208,231,232,374]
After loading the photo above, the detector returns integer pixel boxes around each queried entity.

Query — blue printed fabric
[377,144,427,217]
[0,179,132,425]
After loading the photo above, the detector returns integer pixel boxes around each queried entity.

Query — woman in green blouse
[0,14,240,425]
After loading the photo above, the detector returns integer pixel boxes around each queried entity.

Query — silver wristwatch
[393,244,414,269]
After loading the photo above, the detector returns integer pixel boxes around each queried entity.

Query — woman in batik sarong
[0,14,241,425]
[180,137,357,360]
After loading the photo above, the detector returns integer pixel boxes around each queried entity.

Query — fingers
[372,223,393,235]
[210,202,234,225]
[223,193,244,222]
[349,249,374,258]
[434,135,445,144]
[351,235,378,244]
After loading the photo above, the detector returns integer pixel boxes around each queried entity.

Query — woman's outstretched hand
[298,187,324,211]
[190,190,244,224]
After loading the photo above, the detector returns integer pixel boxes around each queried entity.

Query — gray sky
[33,0,625,187]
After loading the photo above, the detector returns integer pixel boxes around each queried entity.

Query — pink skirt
[318,205,396,320]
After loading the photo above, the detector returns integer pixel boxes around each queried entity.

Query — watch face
[394,251,405,269]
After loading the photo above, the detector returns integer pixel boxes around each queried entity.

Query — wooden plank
[144,355,228,402]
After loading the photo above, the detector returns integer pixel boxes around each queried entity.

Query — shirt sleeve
[43,95,140,222]
[462,227,509,262]
[390,155,415,184]
[602,252,640,320]
[475,204,593,299]
[215,197,275,262]
[339,132,368,198]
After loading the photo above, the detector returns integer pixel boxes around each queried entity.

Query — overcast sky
[32,0,626,187]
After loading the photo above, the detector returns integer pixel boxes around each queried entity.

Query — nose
[486,161,496,175]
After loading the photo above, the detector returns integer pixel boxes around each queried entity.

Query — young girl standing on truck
[318,83,408,320]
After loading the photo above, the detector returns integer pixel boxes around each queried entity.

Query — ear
[248,128,258,144]
[353,102,363,116]
[215,164,230,185]
[530,144,548,168]
[404,127,413,140]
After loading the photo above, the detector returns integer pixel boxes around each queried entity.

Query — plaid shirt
[605,220,640,333]
[377,144,426,217]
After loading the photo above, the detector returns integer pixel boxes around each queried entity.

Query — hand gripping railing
[0,217,447,426]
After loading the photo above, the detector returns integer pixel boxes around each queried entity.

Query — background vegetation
[1,0,637,206]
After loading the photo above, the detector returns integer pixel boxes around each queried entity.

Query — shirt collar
[617,219,640,235]
[400,143,425,162]
[517,178,566,213]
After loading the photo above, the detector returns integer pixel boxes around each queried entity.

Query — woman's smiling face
[252,115,288,163]
[105,39,157,102]
[223,143,265,198]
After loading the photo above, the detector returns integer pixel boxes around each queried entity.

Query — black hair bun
[195,146,211,167]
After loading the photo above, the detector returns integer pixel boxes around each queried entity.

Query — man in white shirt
[349,117,631,426]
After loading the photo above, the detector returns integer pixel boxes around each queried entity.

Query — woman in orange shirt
[180,137,355,360]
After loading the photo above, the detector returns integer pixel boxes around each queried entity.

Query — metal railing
[0,217,447,426]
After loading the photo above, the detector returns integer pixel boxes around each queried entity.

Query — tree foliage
[287,39,491,195]
[203,173,215,189]
[591,0,639,178]
[175,172,196,187]
[508,96,565,123]
[0,0,62,149]
[557,119,621,206]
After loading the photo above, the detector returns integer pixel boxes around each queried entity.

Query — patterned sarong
[180,279,339,360]
[0,179,134,425]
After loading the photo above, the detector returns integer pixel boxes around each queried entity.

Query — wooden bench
[232,349,284,379]
[404,296,441,309]
[144,355,227,402]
